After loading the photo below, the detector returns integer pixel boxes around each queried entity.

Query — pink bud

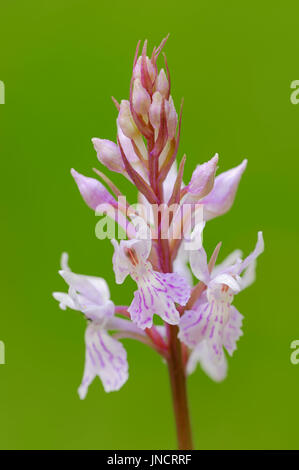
[71,169,116,210]
[92,138,124,173]
[132,78,151,116]
[149,93,177,139]
[155,69,169,98]
[201,159,248,220]
[118,100,139,139]
[149,92,162,129]
[186,154,219,201]
[165,97,177,139]
[133,56,156,83]
[117,124,149,182]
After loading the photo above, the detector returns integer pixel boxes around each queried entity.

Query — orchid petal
[54,254,114,322]
[180,299,229,363]
[111,239,131,284]
[187,341,227,382]
[179,303,212,348]
[61,252,70,271]
[185,154,218,201]
[111,238,152,285]
[92,138,124,173]
[212,249,243,277]
[59,270,111,307]
[71,169,116,211]
[189,246,210,285]
[223,306,244,356]
[201,159,247,220]
[240,259,257,290]
[239,231,264,273]
[210,273,241,293]
[156,272,191,307]
[173,242,193,286]
[78,324,128,398]
[52,292,76,310]
[128,271,190,329]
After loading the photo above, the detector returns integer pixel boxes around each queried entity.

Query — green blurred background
[0,0,298,450]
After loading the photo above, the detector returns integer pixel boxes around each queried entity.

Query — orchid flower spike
[179,231,264,380]
[53,36,265,450]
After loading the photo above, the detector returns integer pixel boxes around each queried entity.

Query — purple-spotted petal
[78,324,128,398]
[223,306,243,356]
[187,340,228,382]
[128,271,190,329]
[128,289,156,329]
[179,304,212,348]
[201,159,247,220]
[180,296,229,364]
[156,272,190,306]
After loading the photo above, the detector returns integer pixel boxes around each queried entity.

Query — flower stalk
[167,324,194,450]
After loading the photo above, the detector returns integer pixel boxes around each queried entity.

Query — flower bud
[133,56,156,83]
[165,97,177,139]
[132,78,151,116]
[149,91,162,129]
[149,93,177,139]
[92,138,124,173]
[155,69,169,98]
[187,154,219,201]
[71,169,116,210]
[201,159,248,220]
[118,100,139,139]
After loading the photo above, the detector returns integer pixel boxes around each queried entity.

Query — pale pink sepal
[71,169,116,210]
[92,138,124,173]
[185,154,218,202]
[201,159,247,220]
